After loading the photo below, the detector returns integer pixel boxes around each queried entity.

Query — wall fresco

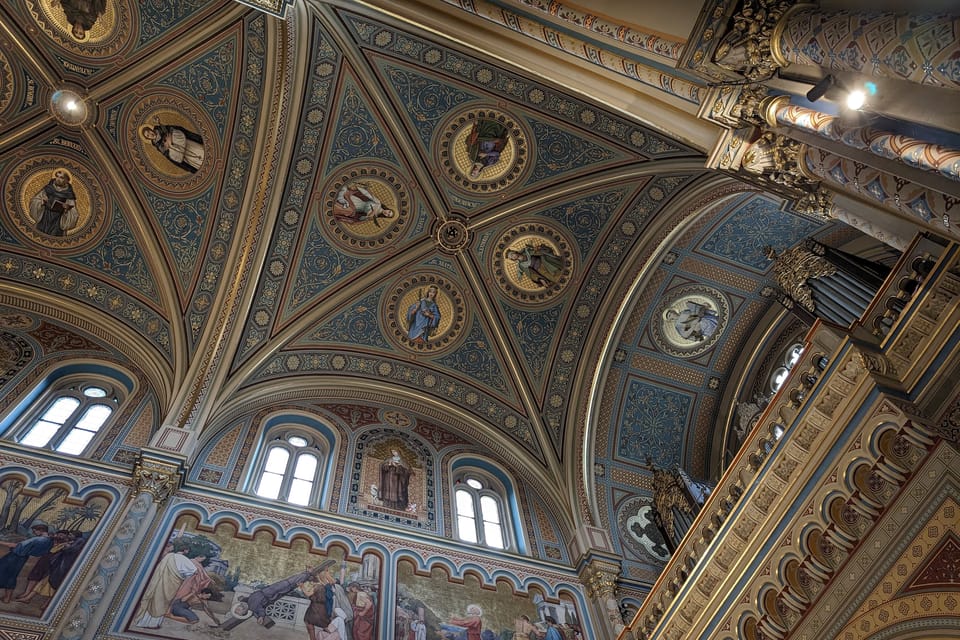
[0,475,109,616]
[395,560,583,640]
[127,514,382,640]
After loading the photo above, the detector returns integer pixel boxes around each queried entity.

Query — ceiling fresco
[0,0,851,577]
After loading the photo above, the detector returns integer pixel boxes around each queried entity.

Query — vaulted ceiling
[0,0,844,576]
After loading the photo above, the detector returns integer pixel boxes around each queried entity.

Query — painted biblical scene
[395,560,583,640]
[0,476,109,617]
[440,109,527,193]
[128,514,382,640]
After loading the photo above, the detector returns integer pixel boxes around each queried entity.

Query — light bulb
[845,90,866,110]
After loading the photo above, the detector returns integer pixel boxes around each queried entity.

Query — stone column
[55,455,184,640]
[772,9,960,91]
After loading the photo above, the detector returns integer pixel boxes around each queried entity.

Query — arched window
[453,469,513,550]
[770,342,804,394]
[253,431,323,506]
[14,379,121,456]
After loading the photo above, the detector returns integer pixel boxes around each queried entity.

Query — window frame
[452,468,515,551]
[13,377,121,456]
[251,429,325,507]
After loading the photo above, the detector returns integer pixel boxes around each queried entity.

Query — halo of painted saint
[29,0,131,57]
[653,285,729,358]
[321,165,409,253]
[385,275,464,353]
[5,158,104,247]
[439,109,527,193]
[494,225,573,303]
[130,97,214,191]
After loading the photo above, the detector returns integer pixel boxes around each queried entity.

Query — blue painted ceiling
[0,0,838,548]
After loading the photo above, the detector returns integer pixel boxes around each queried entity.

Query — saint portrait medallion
[321,164,410,253]
[5,156,105,248]
[384,274,464,353]
[494,224,573,304]
[129,94,215,192]
[652,284,729,358]
[28,0,132,57]
[438,108,528,193]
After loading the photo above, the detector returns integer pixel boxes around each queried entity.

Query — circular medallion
[320,164,410,253]
[384,274,465,353]
[616,496,671,562]
[28,0,132,57]
[438,108,528,193]
[50,88,93,127]
[652,284,729,358]
[494,224,573,303]
[0,51,12,115]
[5,157,105,248]
[129,94,215,193]
[435,217,469,254]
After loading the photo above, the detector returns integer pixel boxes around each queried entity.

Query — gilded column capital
[712,0,803,81]
[132,455,184,504]
[793,185,834,218]
[578,558,621,599]
[742,132,816,188]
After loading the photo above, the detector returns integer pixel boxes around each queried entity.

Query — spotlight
[806,75,834,102]
[845,90,866,110]
[65,100,77,112]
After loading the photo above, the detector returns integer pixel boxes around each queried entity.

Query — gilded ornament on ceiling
[5,157,105,247]
[494,224,573,303]
[0,51,12,115]
[384,274,464,353]
[129,96,215,192]
[652,284,729,358]
[320,164,410,253]
[438,108,528,193]
[28,0,131,57]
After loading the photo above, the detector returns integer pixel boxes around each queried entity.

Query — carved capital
[712,0,797,81]
[732,88,787,128]
[132,456,184,504]
[580,560,621,600]
[792,186,834,219]
[742,132,816,188]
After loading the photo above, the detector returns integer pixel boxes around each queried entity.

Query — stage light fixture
[806,75,834,102]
